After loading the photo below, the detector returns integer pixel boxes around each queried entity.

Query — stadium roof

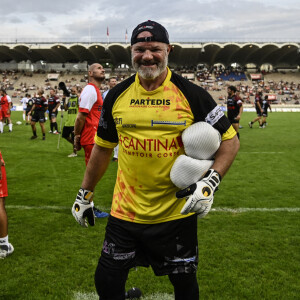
[0,42,299,68]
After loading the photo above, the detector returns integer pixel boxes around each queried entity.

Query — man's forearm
[81,144,113,191]
[74,112,87,136]
[211,135,240,178]
[54,103,60,111]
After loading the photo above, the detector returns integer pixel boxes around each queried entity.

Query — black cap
[131,20,170,46]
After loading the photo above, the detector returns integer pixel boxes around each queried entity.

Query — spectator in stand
[226,85,243,139]
[28,89,48,140]
[48,88,60,134]
[0,89,13,133]
[249,90,263,128]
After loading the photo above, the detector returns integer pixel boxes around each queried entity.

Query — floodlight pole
[57,101,64,150]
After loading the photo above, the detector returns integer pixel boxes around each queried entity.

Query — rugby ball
[182,122,221,160]
[16,121,22,125]
[170,155,214,188]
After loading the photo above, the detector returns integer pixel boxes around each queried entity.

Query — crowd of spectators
[2,68,300,106]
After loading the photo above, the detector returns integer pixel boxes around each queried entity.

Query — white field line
[73,291,173,300]
[6,205,300,213]
[239,152,284,154]
[6,205,112,211]
[212,207,300,212]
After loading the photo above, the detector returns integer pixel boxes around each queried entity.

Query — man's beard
[93,72,105,82]
[132,55,168,80]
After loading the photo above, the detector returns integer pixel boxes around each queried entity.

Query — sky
[1,0,300,43]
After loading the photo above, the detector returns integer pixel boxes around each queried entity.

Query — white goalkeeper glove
[72,188,95,227]
[176,169,221,218]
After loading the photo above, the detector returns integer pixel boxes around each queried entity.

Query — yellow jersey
[95,68,235,224]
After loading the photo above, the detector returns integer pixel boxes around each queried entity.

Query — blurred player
[20,93,29,122]
[260,95,272,128]
[102,77,119,162]
[102,77,117,99]
[226,85,243,139]
[0,150,14,259]
[62,86,79,157]
[48,88,60,134]
[249,90,263,128]
[0,89,13,133]
[28,89,48,140]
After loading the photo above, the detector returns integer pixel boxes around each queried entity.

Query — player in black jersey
[260,95,272,128]
[47,88,60,134]
[28,89,48,140]
[25,94,34,125]
[226,85,243,139]
[249,91,263,128]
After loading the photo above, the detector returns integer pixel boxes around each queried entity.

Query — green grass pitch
[0,111,299,299]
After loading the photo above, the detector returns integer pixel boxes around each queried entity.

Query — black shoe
[30,135,37,139]
[125,287,142,299]
[42,136,46,140]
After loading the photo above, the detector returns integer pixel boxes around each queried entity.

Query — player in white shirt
[20,94,29,121]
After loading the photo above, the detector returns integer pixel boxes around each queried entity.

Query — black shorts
[31,111,45,123]
[49,109,58,119]
[62,126,74,139]
[255,108,262,116]
[228,118,239,124]
[262,111,268,117]
[99,215,198,276]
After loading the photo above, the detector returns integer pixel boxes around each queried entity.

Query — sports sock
[23,114,25,121]
[237,132,240,139]
[0,235,9,247]
[8,123,12,131]
[0,122,3,133]
[50,123,53,132]
[33,130,37,136]
[43,133,45,137]
[54,122,58,131]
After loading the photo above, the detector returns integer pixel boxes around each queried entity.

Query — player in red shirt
[74,63,108,218]
[0,150,14,258]
[0,89,13,133]
[74,63,105,164]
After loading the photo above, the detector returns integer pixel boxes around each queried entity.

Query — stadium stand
[2,67,300,107]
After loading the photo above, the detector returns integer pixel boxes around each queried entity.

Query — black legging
[95,261,199,300]
[169,273,199,300]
